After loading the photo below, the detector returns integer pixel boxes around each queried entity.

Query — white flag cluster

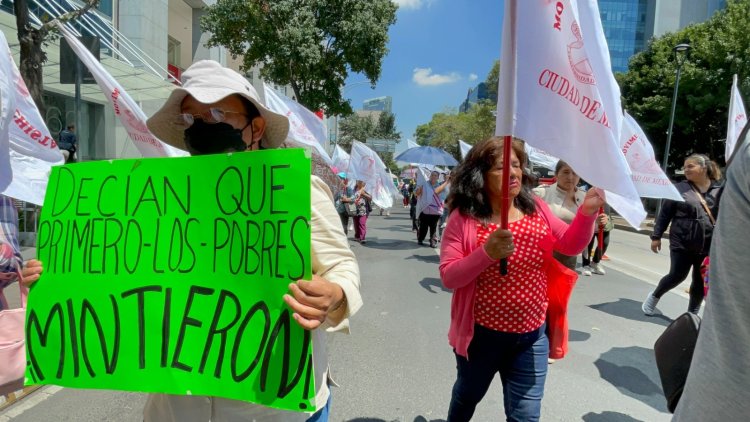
[347,141,398,209]
[497,0,646,227]
[726,74,747,161]
[331,144,350,176]
[263,83,332,166]
[0,30,65,205]
[58,24,186,158]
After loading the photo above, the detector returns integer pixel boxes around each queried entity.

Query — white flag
[526,144,559,171]
[726,74,748,161]
[263,83,332,166]
[331,144,350,175]
[347,141,393,209]
[58,24,186,158]
[621,112,682,201]
[0,31,15,193]
[497,0,644,227]
[0,31,65,205]
[459,139,472,160]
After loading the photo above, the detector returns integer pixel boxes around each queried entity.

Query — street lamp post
[656,43,690,217]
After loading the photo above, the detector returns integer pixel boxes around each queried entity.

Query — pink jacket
[439,196,596,358]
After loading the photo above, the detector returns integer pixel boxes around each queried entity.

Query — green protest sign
[25,149,315,412]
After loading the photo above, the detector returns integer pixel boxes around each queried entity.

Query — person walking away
[532,160,585,271]
[58,124,78,163]
[352,180,372,244]
[416,170,448,248]
[334,172,354,236]
[409,182,418,232]
[401,181,410,207]
[672,125,750,421]
[581,204,612,276]
[642,154,722,316]
[438,171,452,241]
[440,137,601,421]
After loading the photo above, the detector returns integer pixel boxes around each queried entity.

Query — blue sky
[344,0,504,151]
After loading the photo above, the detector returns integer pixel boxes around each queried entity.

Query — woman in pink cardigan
[440,138,601,421]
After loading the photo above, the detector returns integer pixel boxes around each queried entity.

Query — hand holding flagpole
[500,135,512,275]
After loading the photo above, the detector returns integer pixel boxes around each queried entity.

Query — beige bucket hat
[147,60,289,151]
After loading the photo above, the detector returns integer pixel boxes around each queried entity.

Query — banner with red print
[726,74,747,162]
[57,23,186,158]
[0,30,64,205]
[496,0,645,227]
[347,141,395,209]
[620,112,682,201]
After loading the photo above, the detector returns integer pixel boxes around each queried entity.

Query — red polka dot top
[474,213,550,333]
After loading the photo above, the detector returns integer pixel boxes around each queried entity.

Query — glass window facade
[599,0,648,73]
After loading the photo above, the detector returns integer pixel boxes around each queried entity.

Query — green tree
[337,113,375,150]
[485,59,499,100]
[201,0,397,116]
[415,100,496,159]
[619,0,750,169]
[13,0,100,114]
[339,111,400,172]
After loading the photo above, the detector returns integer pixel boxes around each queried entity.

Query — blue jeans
[448,324,549,422]
[306,393,331,422]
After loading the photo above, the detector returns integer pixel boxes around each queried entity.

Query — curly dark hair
[446,137,537,221]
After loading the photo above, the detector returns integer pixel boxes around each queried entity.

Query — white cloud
[468,73,478,81]
[393,0,434,10]
[412,67,461,86]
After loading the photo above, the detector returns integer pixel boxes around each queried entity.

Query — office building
[0,0,263,162]
[363,96,392,114]
[600,0,727,73]
[459,82,495,113]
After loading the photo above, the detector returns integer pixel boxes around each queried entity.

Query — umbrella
[394,146,459,167]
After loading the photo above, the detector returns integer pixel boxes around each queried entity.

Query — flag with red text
[263,83,332,166]
[347,141,394,209]
[726,74,747,161]
[58,24,186,158]
[496,0,644,227]
[0,30,64,205]
[621,112,682,201]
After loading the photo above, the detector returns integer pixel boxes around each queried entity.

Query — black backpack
[654,312,701,412]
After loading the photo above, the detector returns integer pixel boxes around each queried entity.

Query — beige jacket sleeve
[309,176,362,333]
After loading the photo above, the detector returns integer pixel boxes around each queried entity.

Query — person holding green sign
[147,60,361,422]
[25,61,362,421]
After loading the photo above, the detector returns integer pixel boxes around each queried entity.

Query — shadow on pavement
[359,239,421,251]
[407,253,440,264]
[582,411,645,422]
[419,277,451,294]
[594,346,668,413]
[345,418,445,422]
[589,298,673,327]
[569,329,591,342]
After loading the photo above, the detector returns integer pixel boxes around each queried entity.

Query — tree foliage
[485,59,499,100]
[338,111,401,172]
[13,0,100,114]
[618,0,750,169]
[202,0,397,117]
[414,100,496,160]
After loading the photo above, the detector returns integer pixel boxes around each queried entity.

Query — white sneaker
[591,262,606,275]
[642,292,659,316]
[582,266,592,276]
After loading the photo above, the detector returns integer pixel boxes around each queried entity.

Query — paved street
[1,207,692,422]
